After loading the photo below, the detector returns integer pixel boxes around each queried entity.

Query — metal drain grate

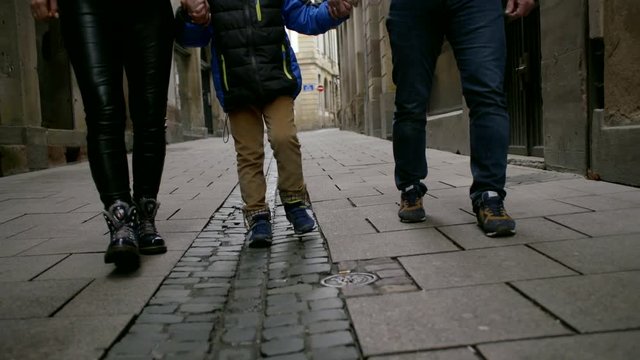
[321,272,378,288]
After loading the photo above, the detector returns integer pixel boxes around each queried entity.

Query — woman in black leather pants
[31,0,173,269]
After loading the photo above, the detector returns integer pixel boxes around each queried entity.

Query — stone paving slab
[0,197,90,216]
[555,193,640,211]
[0,315,132,360]
[399,245,576,290]
[437,217,587,250]
[0,254,67,282]
[513,271,640,332]
[369,348,480,360]
[505,184,590,201]
[549,208,640,237]
[530,233,640,274]
[490,198,591,219]
[0,238,49,257]
[478,331,640,360]
[57,277,165,317]
[6,214,106,241]
[157,219,211,233]
[312,207,377,239]
[0,279,90,319]
[170,197,230,220]
[347,284,570,356]
[607,189,640,203]
[328,228,458,262]
[310,198,355,212]
[20,231,110,255]
[348,192,400,208]
[36,251,183,280]
[551,178,637,195]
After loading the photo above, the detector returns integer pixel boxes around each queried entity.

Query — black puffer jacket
[209,0,296,110]
[177,0,343,112]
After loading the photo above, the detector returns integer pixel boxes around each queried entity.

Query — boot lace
[484,198,507,217]
[140,218,158,236]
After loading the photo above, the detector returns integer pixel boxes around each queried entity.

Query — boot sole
[139,246,168,255]
[293,225,315,235]
[105,246,140,270]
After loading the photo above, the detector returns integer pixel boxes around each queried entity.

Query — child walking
[176,0,351,247]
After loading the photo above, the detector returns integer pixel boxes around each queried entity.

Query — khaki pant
[229,96,307,221]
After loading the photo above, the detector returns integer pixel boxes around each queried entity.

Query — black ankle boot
[103,200,140,269]
[137,198,167,255]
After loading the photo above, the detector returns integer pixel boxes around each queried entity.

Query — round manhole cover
[321,272,378,288]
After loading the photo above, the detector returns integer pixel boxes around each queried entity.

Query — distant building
[288,26,340,131]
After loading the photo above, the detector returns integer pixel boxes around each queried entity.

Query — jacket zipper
[245,1,263,96]
[221,54,230,91]
[282,44,293,80]
[256,0,262,22]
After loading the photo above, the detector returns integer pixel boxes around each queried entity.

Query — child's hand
[31,0,58,21]
[328,0,352,19]
[180,0,211,25]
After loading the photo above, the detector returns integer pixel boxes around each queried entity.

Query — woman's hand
[31,0,58,21]
[180,0,211,25]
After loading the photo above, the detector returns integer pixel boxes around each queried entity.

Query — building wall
[590,0,640,185]
[291,28,341,131]
[539,0,589,173]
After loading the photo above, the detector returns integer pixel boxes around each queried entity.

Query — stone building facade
[0,0,223,176]
[337,0,640,186]
[288,26,340,131]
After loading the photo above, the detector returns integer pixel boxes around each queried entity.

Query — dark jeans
[387,0,509,201]
[59,0,174,207]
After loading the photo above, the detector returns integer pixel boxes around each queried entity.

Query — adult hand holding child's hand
[181,0,210,25]
[328,0,353,19]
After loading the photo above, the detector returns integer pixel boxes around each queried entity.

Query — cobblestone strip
[105,157,364,360]
[210,167,361,360]
[106,190,245,360]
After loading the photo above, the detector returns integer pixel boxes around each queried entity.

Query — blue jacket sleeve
[175,8,212,48]
[282,0,346,35]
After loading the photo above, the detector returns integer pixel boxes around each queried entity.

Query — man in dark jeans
[388,0,534,237]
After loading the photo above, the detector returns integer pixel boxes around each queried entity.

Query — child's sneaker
[473,191,516,237]
[284,202,315,234]
[246,214,273,248]
[398,184,427,223]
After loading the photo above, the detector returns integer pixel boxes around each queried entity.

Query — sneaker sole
[399,216,426,223]
[293,225,315,235]
[248,237,273,248]
[484,228,516,238]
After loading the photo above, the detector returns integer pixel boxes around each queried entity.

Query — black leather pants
[59,0,174,207]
